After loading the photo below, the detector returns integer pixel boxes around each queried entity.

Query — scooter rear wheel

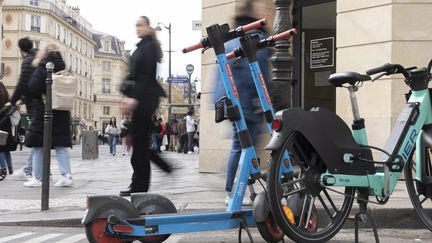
[267,132,354,243]
[256,213,285,243]
[85,218,131,243]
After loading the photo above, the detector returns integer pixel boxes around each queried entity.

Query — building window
[32,40,40,49]
[31,15,41,32]
[30,0,39,6]
[102,61,111,72]
[104,40,110,52]
[102,79,111,94]
[103,106,110,115]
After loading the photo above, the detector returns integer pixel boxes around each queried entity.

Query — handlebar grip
[242,18,267,33]
[226,51,236,60]
[272,28,298,42]
[366,63,392,75]
[182,42,204,54]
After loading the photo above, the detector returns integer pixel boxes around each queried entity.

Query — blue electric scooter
[82,20,294,243]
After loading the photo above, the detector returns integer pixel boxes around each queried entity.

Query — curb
[0,208,427,229]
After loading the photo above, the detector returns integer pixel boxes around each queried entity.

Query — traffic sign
[167,77,189,84]
[186,64,194,75]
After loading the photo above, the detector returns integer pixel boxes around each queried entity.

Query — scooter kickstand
[353,203,380,243]
[238,216,254,243]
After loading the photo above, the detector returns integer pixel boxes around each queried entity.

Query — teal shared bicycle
[265,60,432,242]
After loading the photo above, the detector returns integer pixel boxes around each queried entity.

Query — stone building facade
[92,32,128,133]
[2,0,96,139]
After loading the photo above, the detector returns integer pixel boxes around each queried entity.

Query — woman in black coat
[24,44,73,188]
[120,16,172,196]
[0,82,17,177]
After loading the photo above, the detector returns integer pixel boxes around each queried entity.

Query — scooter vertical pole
[41,62,54,211]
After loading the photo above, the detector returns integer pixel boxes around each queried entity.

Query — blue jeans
[151,133,159,150]
[23,149,34,175]
[32,147,71,180]
[225,122,261,193]
[0,151,11,170]
[109,134,117,154]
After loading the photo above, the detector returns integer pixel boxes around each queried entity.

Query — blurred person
[8,37,38,180]
[213,0,272,206]
[120,117,132,156]
[168,119,179,152]
[105,117,120,156]
[120,16,172,196]
[185,110,196,154]
[0,82,18,176]
[177,117,188,154]
[24,44,73,188]
[150,115,162,152]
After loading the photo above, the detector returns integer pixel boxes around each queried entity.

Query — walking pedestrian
[119,16,172,196]
[24,44,73,188]
[120,117,132,156]
[185,110,196,154]
[213,0,271,206]
[8,37,38,180]
[178,117,188,154]
[150,116,162,152]
[105,117,120,156]
[168,119,179,152]
[0,82,18,177]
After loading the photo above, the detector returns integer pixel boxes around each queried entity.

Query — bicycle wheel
[405,145,432,231]
[267,132,355,242]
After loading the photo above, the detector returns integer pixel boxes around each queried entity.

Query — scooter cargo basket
[0,130,8,146]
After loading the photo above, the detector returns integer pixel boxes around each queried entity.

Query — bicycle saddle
[328,72,371,87]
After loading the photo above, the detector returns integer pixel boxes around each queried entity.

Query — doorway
[293,0,337,111]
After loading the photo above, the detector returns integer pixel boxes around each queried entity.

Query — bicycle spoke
[282,187,306,198]
[304,195,315,229]
[318,194,335,218]
[297,195,308,228]
[420,196,429,205]
[323,188,339,212]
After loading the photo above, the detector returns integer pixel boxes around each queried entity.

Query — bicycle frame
[321,86,432,198]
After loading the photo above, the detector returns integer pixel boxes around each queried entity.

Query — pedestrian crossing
[0,232,86,243]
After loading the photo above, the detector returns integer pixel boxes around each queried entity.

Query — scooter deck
[120,209,255,236]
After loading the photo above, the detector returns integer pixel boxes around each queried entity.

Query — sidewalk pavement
[0,146,426,229]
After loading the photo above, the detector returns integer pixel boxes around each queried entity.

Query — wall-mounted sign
[192,20,202,31]
[310,37,334,69]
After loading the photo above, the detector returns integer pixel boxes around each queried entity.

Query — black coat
[26,52,71,148]
[0,107,17,152]
[123,36,166,100]
[10,49,38,104]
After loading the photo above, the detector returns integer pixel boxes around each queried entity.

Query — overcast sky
[67,0,202,80]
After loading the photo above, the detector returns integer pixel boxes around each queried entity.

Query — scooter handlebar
[242,18,267,33]
[183,19,268,54]
[226,28,298,60]
[182,42,204,54]
[272,28,298,42]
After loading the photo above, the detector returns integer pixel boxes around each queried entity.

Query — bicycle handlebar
[182,18,267,54]
[226,28,297,60]
[366,63,410,78]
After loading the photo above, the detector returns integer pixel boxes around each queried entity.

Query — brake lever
[372,72,386,82]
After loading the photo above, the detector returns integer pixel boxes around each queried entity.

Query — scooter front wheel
[267,132,354,243]
[256,212,285,243]
[85,218,131,243]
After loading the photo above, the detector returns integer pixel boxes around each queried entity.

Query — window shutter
[25,14,31,31]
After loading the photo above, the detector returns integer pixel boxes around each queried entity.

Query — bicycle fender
[265,109,291,151]
[253,191,270,223]
[82,195,139,225]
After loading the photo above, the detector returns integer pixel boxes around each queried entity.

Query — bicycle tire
[267,132,355,242]
[405,146,432,231]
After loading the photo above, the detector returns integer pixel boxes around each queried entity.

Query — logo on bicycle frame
[402,129,418,161]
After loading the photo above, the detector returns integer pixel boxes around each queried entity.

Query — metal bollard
[41,62,54,211]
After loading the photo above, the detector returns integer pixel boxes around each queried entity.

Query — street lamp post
[155,22,172,120]
[271,0,294,111]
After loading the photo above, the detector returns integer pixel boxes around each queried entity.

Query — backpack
[170,123,178,135]
[52,70,77,111]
